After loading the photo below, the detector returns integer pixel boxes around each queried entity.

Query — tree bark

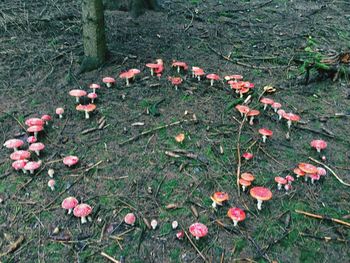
[81,0,106,72]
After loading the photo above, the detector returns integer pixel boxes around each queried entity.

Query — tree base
[79,56,104,74]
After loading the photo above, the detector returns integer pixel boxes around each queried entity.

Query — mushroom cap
[10,150,31,160]
[175,133,185,143]
[4,139,24,149]
[24,161,41,171]
[277,109,286,116]
[48,179,56,187]
[241,172,255,182]
[192,66,202,72]
[102,77,115,83]
[119,71,134,79]
[235,105,250,114]
[232,74,243,80]
[63,156,79,167]
[310,139,327,150]
[317,167,327,176]
[275,176,287,184]
[61,197,79,210]
[169,77,183,85]
[239,178,251,187]
[146,63,161,69]
[88,93,98,99]
[124,213,136,225]
[193,67,205,75]
[12,160,28,170]
[27,136,37,144]
[310,173,320,180]
[27,125,43,133]
[260,97,274,105]
[285,175,295,182]
[293,167,305,177]
[227,207,246,222]
[242,152,253,160]
[73,204,92,218]
[69,89,87,97]
[239,87,250,94]
[89,83,100,90]
[128,68,141,75]
[189,223,208,238]
[41,115,52,122]
[206,74,220,80]
[244,82,255,88]
[258,128,273,137]
[172,61,188,70]
[76,104,96,112]
[56,108,64,114]
[271,102,282,109]
[250,186,272,201]
[298,163,318,174]
[247,109,260,117]
[211,192,229,204]
[29,142,45,152]
[25,118,45,127]
[283,112,301,122]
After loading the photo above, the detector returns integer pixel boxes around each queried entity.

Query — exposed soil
[1,0,350,262]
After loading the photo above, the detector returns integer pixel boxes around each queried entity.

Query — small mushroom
[298,163,318,182]
[293,167,305,179]
[172,221,178,229]
[260,97,274,110]
[27,125,43,139]
[239,178,251,192]
[41,114,52,125]
[63,156,79,167]
[310,173,320,184]
[241,172,255,183]
[88,92,97,103]
[235,105,250,117]
[12,160,28,173]
[247,110,260,125]
[168,76,183,90]
[102,77,116,87]
[176,230,185,240]
[29,142,45,156]
[189,222,208,240]
[274,177,287,190]
[27,136,37,144]
[24,161,41,174]
[90,83,100,93]
[242,152,253,160]
[76,104,96,119]
[10,150,31,161]
[206,74,220,86]
[210,192,229,208]
[61,197,78,214]
[250,187,272,210]
[192,67,205,81]
[3,139,24,152]
[175,133,185,143]
[69,89,87,103]
[48,168,55,178]
[124,213,136,226]
[151,219,158,230]
[310,139,327,153]
[119,71,135,86]
[317,167,327,177]
[258,128,273,143]
[56,108,64,119]
[48,179,56,191]
[277,109,286,121]
[285,175,295,185]
[271,102,282,112]
[73,203,92,224]
[172,60,188,73]
[227,207,246,226]
[25,118,44,127]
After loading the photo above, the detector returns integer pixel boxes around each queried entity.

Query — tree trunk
[81,0,106,72]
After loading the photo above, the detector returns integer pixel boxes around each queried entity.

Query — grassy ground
[1,0,350,262]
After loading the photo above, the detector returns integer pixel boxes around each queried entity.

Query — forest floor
[1,0,350,262]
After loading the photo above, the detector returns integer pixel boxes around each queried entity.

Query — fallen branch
[119,118,197,146]
[295,209,350,228]
[300,232,348,243]
[100,252,121,263]
[308,157,350,186]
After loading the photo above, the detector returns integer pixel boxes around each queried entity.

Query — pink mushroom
[277,109,286,121]
[275,177,287,190]
[102,77,116,88]
[206,74,220,86]
[271,102,282,112]
[3,139,24,152]
[69,89,87,103]
[227,207,246,226]
[189,222,208,240]
[310,139,327,153]
[61,197,79,214]
[24,161,41,174]
[29,142,45,156]
[27,125,43,139]
[119,71,135,86]
[74,204,92,224]
[27,136,37,144]
[258,128,273,143]
[90,83,100,93]
[10,150,31,161]
[88,92,97,103]
[63,156,79,167]
[124,213,136,226]
[242,152,253,160]
[25,118,44,127]
[172,60,188,73]
[41,115,52,125]
[168,76,183,90]
[260,97,274,110]
[317,167,327,176]
[56,108,64,119]
[12,160,28,173]
[48,179,56,191]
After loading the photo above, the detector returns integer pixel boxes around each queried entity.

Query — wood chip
[131,122,145,126]
[190,205,199,218]
[98,120,106,129]
[165,203,179,209]
[165,151,180,158]
[142,217,152,230]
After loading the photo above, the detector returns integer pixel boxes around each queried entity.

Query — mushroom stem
[196,236,200,240]
[197,76,201,81]
[150,69,154,76]
[35,150,40,156]
[263,104,267,110]
[311,178,315,184]
[93,88,96,94]
[75,97,79,103]
[126,78,130,86]
[277,183,282,190]
[81,216,87,224]
[233,220,238,227]
[210,79,214,86]
[50,186,55,191]
[317,148,321,153]
[68,208,73,215]
[242,185,246,192]
[257,199,263,210]
[22,169,27,174]
[175,85,178,90]
[30,169,34,174]
[84,111,90,119]
[287,120,292,129]
[212,202,217,208]
[177,67,180,73]
[249,117,254,125]
[34,132,38,138]
[262,135,267,143]
[59,114,63,119]
[107,83,112,88]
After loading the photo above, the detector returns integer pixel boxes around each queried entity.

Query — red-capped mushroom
[41,114,52,125]
[12,160,28,173]
[258,128,273,143]
[24,161,41,174]
[277,109,286,121]
[27,136,37,144]
[88,92,97,103]
[48,179,56,191]
[227,207,246,226]
[56,108,64,119]
[275,177,287,190]
[76,104,96,119]
[69,89,87,103]
[63,156,79,167]
[241,172,255,182]
[176,230,185,240]
[119,71,135,86]
[102,77,116,88]
[189,222,208,240]
[310,139,327,153]
[124,213,136,226]
[29,142,45,156]
[168,76,183,90]
[3,139,24,152]
[239,178,251,192]
[27,125,43,139]
[242,152,253,160]
[298,163,318,182]
[317,167,327,176]
[271,102,282,112]
[175,133,185,143]
[260,97,274,110]
[61,197,78,214]
[210,192,229,208]
[192,67,205,81]
[239,86,250,98]
[172,61,188,73]
[285,175,295,185]
[25,118,44,127]
[235,105,250,117]
[146,63,161,76]
[73,204,92,224]
[90,83,100,93]
[10,150,31,161]
[310,173,320,184]
[247,109,260,125]
[206,74,220,86]
[293,167,305,179]
[250,187,272,210]
[283,112,300,129]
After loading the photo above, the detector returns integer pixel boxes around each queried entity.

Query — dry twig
[295,209,350,227]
